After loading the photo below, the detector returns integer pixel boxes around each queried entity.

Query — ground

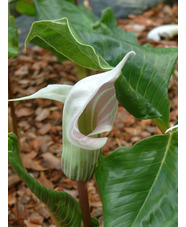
[8,3,178,227]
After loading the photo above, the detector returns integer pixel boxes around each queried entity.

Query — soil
[8,3,178,227]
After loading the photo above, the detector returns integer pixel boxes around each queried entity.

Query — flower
[10,51,135,181]
[147,24,178,41]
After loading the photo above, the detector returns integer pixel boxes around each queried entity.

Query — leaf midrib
[131,133,172,226]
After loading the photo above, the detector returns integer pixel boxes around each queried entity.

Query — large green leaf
[25,17,177,131]
[34,0,95,30]
[33,0,136,43]
[114,45,177,132]
[8,16,19,58]
[91,7,137,44]
[8,132,82,227]
[16,0,36,16]
[79,31,177,132]
[31,0,136,63]
[8,132,99,227]
[26,18,111,70]
[95,129,178,227]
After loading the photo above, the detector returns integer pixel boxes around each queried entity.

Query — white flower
[147,24,178,41]
[10,50,135,181]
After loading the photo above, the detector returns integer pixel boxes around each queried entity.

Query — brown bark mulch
[8,3,178,226]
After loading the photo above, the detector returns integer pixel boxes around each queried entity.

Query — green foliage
[33,1,136,43]
[25,14,177,131]
[91,8,137,44]
[91,217,100,227]
[95,129,178,227]
[24,0,178,131]
[8,16,19,58]
[25,18,111,70]
[8,1,178,225]
[114,45,177,133]
[8,132,100,226]
[8,133,82,227]
[16,0,36,16]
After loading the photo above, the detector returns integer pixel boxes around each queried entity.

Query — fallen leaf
[41,152,61,170]
[131,136,141,143]
[8,174,21,187]
[146,126,157,134]
[35,204,50,219]
[141,131,151,138]
[92,207,103,218]
[29,212,44,225]
[32,61,48,70]
[140,119,152,127]
[31,139,42,153]
[48,143,62,154]
[38,123,52,135]
[18,56,34,62]
[90,201,102,208]
[24,219,41,227]
[36,108,50,121]
[15,64,29,77]
[8,194,16,206]
[63,189,78,198]
[16,108,33,117]
[18,120,30,130]
[123,115,135,126]
[125,127,141,136]
[37,172,54,189]
[21,151,47,171]
[40,135,54,153]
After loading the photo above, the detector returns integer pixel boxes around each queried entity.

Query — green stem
[77,181,92,227]
[75,64,95,80]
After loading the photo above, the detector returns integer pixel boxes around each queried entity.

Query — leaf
[25,16,177,131]
[33,0,136,42]
[29,0,136,61]
[95,130,178,227]
[91,216,100,227]
[8,132,82,227]
[25,18,111,70]
[91,7,137,44]
[115,46,177,132]
[8,16,19,58]
[16,0,36,16]
[34,0,95,30]
[79,32,177,131]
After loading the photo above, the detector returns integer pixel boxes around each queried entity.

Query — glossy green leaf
[34,0,95,30]
[79,31,177,131]
[33,0,136,43]
[29,0,136,61]
[114,46,177,132]
[8,16,19,58]
[25,0,177,132]
[26,16,177,131]
[91,217,100,227]
[91,7,137,44]
[16,0,36,16]
[26,18,111,70]
[8,132,82,227]
[95,130,178,227]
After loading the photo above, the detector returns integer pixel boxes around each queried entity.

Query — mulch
[8,2,178,227]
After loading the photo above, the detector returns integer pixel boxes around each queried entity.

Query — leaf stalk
[77,181,92,227]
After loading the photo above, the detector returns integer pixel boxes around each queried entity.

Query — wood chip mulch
[8,3,178,227]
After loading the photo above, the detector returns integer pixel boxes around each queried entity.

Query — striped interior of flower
[78,81,118,137]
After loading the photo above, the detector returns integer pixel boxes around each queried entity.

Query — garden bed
[8,2,178,226]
